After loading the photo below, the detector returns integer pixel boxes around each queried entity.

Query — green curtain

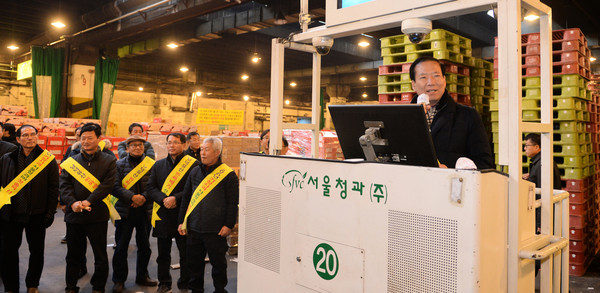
[31,46,64,118]
[93,56,120,128]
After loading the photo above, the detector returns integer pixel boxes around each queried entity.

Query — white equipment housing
[238,153,518,292]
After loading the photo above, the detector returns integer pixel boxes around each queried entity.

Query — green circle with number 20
[313,243,339,280]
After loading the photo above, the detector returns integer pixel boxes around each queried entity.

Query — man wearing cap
[111,136,158,293]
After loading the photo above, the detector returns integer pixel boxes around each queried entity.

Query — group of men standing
[0,122,238,293]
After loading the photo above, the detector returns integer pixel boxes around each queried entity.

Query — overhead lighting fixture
[243,95,250,101]
[487,9,495,18]
[7,45,19,50]
[207,92,213,95]
[362,93,368,98]
[138,87,144,91]
[196,91,202,96]
[251,53,261,63]
[358,41,370,47]
[591,56,597,62]
[51,21,66,28]
[290,82,297,87]
[241,74,249,80]
[285,99,290,105]
[180,66,189,72]
[523,13,540,21]
[360,76,367,81]
[167,43,179,49]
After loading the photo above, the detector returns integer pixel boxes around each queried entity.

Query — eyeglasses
[20,133,38,138]
[128,143,144,148]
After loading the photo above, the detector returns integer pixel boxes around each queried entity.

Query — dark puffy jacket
[179,160,239,233]
[412,91,494,169]
[0,145,59,222]
[60,149,117,224]
[0,141,17,157]
[146,153,198,238]
[62,144,115,163]
[113,154,153,219]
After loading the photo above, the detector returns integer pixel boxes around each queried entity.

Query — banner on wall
[196,108,243,125]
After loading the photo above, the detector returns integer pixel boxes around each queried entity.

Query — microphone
[416,93,430,105]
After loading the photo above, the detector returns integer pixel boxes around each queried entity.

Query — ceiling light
[167,43,178,49]
[207,92,213,95]
[251,53,261,63]
[138,87,144,91]
[487,9,495,18]
[7,45,19,50]
[360,76,367,81]
[243,95,250,101]
[285,99,290,105]
[358,41,370,47]
[290,82,297,87]
[180,66,189,72]
[362,93,368,98]
[241,74,249,80]
[590,56,597,62]
[51,21,66,28]
[523,12,539,21]
[196,91,202,96]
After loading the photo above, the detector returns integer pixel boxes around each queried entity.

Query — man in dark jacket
[60,123,117,293]
[0,125,59,293]
[178,136,239,293]
[184,132,201,160]
[117,123,155,159]
[410,56,494,169]
[111,136,158,293]
[146,133,198,293]
[0,122,17,156]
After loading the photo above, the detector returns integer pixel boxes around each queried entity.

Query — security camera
[401,18,432,44]
[312,36,334,55]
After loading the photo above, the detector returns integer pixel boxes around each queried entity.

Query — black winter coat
[146,153,199,238]
[179,160,239,233]
[113,154,153,219]
[60,149,117,224]
[0,145,59,222]
[0,141,17,157]
[412,91,494,169]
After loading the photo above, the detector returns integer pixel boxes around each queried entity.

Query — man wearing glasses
[146,133,198,293]
[111,136,158,293]
[0,125,59,293]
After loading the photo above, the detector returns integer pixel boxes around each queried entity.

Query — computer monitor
[329,104,438,167]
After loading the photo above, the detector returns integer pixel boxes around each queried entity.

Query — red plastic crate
[45,146,63,156]
[570,201,589,216]
[570,213,589,229]
[570,227,591,241]
[570,250,592,265]
[563,178,592,192]
[570,259,591,277]
[570,239,590,253]
[37,135,47,146]
[379,63,412,75]
[47,136,65,146]
[379,93,413,104]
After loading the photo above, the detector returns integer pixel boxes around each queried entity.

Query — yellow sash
[122,156,155,189]
[98,140,106,151]
[182,164,233,230]
[151,155,196,227]
[60,157,121,222]
[0,150,55,209]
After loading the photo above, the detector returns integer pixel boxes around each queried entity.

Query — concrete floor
[2,212,600,292]
[0,212,237,293]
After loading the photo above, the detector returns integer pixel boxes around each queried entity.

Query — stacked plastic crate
[491,28,594,276]
[587,75,600,257]
[470,59,495,138]
[378,29,474,106]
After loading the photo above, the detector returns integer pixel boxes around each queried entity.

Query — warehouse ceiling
[1,0,600,107]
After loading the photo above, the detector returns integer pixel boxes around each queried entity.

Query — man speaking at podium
[410,56,494,169]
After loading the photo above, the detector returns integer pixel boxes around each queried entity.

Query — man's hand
[71,201,82,213]
[163,196,177,209]
[218,226,232,237]
[81,200,92,211]
[523,173,530,180]
[178,224,187,236]
[131,194,146,208]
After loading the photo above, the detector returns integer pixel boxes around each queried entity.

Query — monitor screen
[329,104,438,167]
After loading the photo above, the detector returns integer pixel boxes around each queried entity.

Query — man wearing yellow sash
[59,123,117,293]
[111,136,158,293]
[0,125,58,293]
[178,136,238,293]
[146,133,198,293]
